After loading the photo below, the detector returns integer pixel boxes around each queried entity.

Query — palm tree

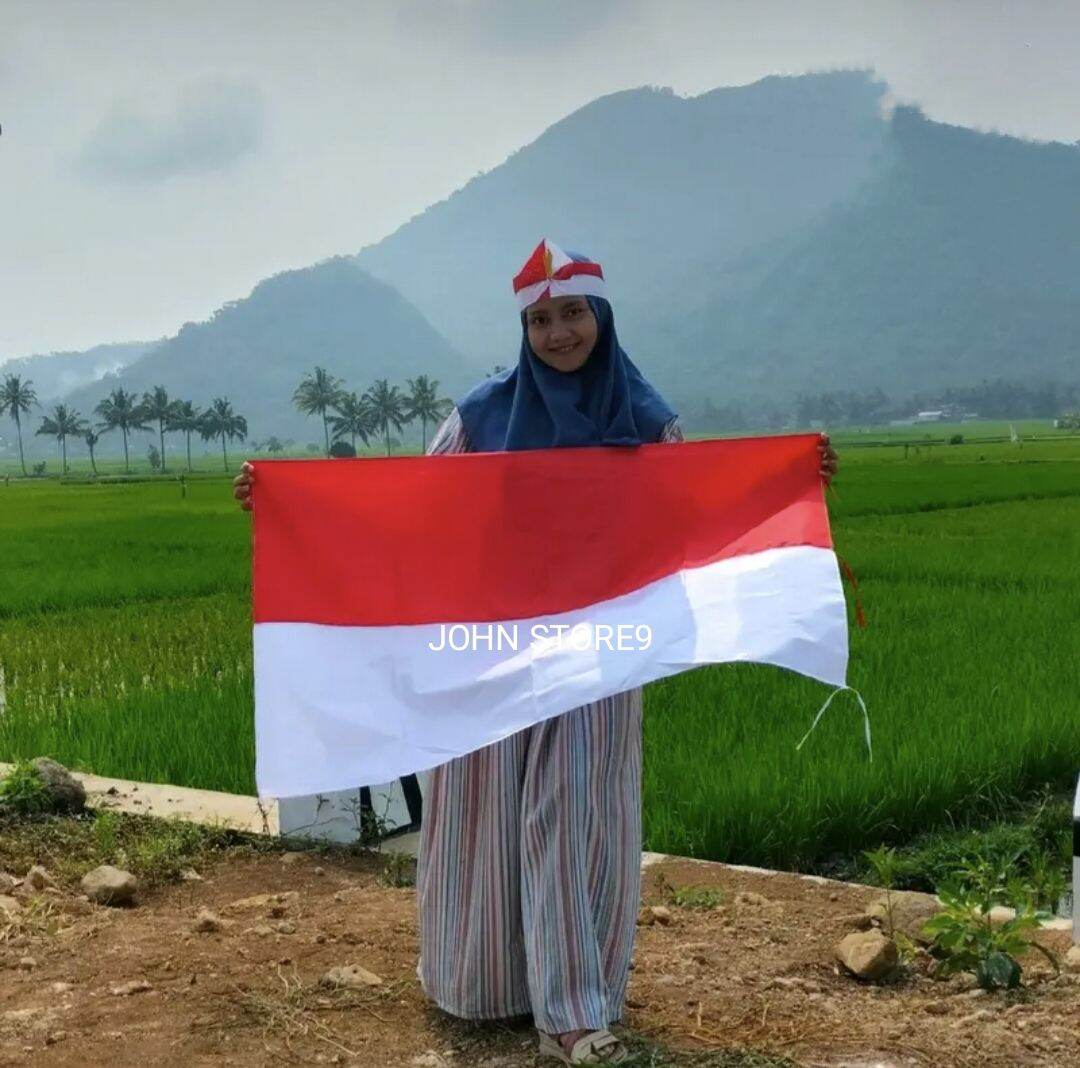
[1,374,37,476]
[405,375,452,452]
[265,436,284,454]
[141,386,178,473]
[293,367,345,457]
[95,388,150,473]
[199,397,248,471]
[84,428,102,475]
[364,379,410,456]
[328,391,376,452]
[35,404,86,474]
[168,400,202,472]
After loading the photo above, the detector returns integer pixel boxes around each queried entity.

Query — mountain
[354,70,1080,418]
[59,258,477,447]
[1,341,155,403]
[662,105,1080,405]
[357,71,891,380]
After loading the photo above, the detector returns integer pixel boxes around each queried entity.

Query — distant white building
[915,410,946,423]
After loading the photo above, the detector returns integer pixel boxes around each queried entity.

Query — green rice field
[2,426,1078,869]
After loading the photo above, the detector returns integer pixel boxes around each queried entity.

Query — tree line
[291,369,450,458]
[688,379,1080,432]
[0,369,451,476]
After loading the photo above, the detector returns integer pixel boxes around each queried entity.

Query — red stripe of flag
[252,435,830,626]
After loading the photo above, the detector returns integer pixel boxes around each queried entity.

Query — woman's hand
[233,461,254,511]
[818,434,838,485]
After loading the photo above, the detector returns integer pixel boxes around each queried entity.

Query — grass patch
[2,432,1079,871]
[0,809,280,890]
[843,789,1072,904]
[667,884,725,911]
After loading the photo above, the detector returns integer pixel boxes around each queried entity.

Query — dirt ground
[0,849,1076,1068]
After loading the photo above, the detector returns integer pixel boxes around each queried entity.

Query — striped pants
[417,691,643,1034]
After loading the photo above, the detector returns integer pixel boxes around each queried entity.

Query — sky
[3,0,1079,360]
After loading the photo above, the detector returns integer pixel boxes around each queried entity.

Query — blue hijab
[457,293,675,452]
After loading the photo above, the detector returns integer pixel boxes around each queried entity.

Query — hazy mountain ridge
[1,341,157,403]
[661,105,1080,404]
[58,258,477,444]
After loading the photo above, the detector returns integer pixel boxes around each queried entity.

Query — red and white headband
[512,238,606,311]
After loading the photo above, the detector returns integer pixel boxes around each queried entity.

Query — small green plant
[862,844,916,964]
[673,886,724,910]
[1026,848,1068,914]
[0,760,51,815]
[949,433,964,445]
[923,853,1060,990]
[379,850,415,888]
[664,879,724,911]
[93,809,120,859]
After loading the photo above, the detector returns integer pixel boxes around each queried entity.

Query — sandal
[537,1028,629,1064]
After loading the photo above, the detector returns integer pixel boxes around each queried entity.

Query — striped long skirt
[417,690,643,1035]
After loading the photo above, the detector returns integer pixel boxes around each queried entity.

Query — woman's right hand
[233,461,254,512]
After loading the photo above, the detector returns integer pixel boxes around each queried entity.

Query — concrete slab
[0,762,278,835]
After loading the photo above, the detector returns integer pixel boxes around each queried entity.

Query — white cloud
[75,78,265,183]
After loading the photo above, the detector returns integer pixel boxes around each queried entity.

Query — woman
[234,239,838,1065]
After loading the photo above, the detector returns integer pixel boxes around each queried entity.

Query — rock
[18,957,36,971]
[24,865,54,891]
[275,920,297,935]
[180,868,203,883]
[411,1053,449,1068]
[924,1001,950,1015]
[0,894,22,916]
[764,976,823,993]
[110,979,153,996]
[0,873,18,893]
[192,908,224,933]
[280,852,306,865]
[1064,946,1080,974]
[734,891,773,909]
[225,891,298,912]
[2,1007,45,1025]
[31,758,86,813]
[314,866,326,876]
[249,924,275,937]
[321,964,383,989]
[837,912,875,931]
[44,1030,67,1046]
[864,891,943,944]
[81,866,138,906]
[986,905,1014,927]
[835,929,899,981]
[50,982,73,994]
[648,905,673,926]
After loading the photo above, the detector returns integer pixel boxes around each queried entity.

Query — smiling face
[524,295,599,373]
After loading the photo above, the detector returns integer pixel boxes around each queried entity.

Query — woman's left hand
[818,433,838,485]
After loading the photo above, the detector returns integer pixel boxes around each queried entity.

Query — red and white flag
[252,435,848,798]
